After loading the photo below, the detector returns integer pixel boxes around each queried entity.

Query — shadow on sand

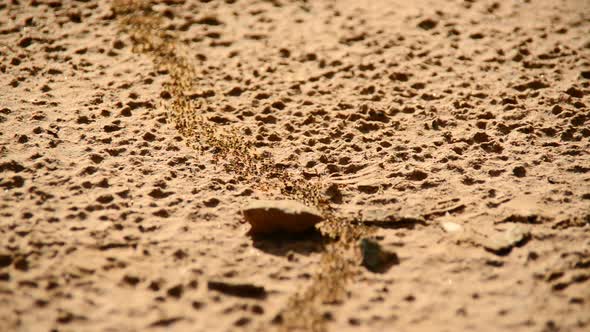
[250,229,326,257]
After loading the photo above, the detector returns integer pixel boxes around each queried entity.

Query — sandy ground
[1,0,589,331]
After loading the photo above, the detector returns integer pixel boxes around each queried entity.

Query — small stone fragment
[324,183,343,204]
[242,200,323,235]
[360,238,399,273]
[440,220,463,233]
[483,224,531,256]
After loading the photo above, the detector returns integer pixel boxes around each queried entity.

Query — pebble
[440,220,463,233]
[242,200,323,235]
[360,238,399,273]
[483,224,531,256]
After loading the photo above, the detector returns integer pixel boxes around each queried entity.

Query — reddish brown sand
[1,0,589,331]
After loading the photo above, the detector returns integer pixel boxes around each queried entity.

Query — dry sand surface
[1,0,590,331]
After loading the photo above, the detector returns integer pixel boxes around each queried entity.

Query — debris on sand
[359,238,399,273]
[436,213,465,233]
[242,200,324,235]
[482,224,531,256]
[440,220,464,233]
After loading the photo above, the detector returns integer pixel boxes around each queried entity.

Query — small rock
[360,238,399,273]
[242,200,323,235]
[440,221,463,233]
[324,183,343,204]
[483,224,531,256]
